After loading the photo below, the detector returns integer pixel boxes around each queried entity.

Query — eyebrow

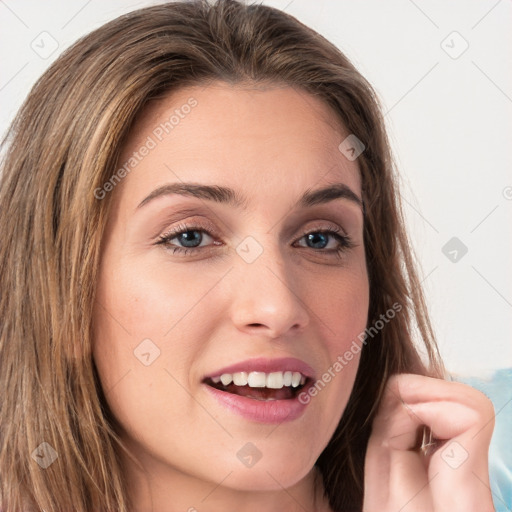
[136,181,363,212]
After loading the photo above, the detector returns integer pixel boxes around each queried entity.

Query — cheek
[91,257,211,438]
[309,259,369,347]
[96,255,208,338]
[302,264,369,424]
[92,255,224,389]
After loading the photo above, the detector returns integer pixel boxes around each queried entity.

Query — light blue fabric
[454,368,512,512]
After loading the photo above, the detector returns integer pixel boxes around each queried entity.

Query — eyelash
[156,222,354,258]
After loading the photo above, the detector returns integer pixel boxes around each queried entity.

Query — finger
[376,374,495,450]
[406,401,495,512]
[385,373,491,410]
[407,401,493,442]
[366,375,495,512]
[366,400,493,512]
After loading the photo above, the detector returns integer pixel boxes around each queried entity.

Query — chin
[225,462,314,492]
[207,441,318,491]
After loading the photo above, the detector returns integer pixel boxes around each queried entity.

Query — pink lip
[203,384,311,424]
[202,357,315,424]
[204,357,316,380]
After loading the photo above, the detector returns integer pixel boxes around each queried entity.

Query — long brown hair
[0,1,444,510]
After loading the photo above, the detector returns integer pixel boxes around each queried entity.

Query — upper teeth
[212,371,306,389]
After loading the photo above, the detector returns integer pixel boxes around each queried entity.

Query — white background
[1,0,511,375]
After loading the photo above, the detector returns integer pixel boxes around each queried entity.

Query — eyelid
[157,218,218,241]
[299,220,348,236]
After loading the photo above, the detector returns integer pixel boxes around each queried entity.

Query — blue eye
[156,222,218,255]
[170,229,206,248]
[156,223,353,257]
[298,230,351,251]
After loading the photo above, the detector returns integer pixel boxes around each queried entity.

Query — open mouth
[203,371,310,401]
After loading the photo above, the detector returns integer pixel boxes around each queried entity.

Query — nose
[228,239,310,339]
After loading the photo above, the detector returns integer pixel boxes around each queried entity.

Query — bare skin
[364,373,495,512]
[92,81,494,512]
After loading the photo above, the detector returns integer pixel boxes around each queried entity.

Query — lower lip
[203,384,310,424]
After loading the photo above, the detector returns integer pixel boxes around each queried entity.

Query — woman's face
[92,81,369,499]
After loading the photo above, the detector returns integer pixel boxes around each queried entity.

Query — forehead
[115,81,361,209]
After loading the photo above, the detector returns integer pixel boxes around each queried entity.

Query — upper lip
[203,357,316,381]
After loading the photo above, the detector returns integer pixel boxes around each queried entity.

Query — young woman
[0,1,495,511]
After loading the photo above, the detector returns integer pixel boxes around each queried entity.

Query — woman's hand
[363,373,496,512]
